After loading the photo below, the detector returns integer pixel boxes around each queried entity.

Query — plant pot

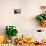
[40,20,46,27]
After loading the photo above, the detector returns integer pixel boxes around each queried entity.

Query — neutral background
[0,0,46,41]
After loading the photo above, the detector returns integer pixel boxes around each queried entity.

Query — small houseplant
[5,26,18,43]
[36,6,46,27]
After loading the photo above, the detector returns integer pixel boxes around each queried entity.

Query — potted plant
[5,26,18,43]
[36,6,46,27]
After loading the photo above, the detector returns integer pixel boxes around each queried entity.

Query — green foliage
[44,15,46,20]
[5,26,18,38]
[36,15,44,21]
[36,14,46,21]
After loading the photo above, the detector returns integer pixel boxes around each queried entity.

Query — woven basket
[41,20,46,27]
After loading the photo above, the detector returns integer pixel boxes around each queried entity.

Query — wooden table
[14,43,46,46]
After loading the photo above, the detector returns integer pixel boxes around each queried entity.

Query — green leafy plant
[36,14,46,21]
[5,26,18,39]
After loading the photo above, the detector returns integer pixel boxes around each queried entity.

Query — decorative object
[36,6,46,27]
[5,26,18,44]
[14,9,21,14]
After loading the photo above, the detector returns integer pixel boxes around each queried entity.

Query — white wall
[0,0,46,39]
